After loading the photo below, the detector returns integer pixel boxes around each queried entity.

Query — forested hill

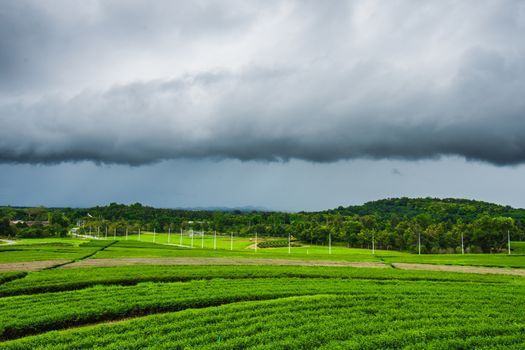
[325,197,525,225]
[2,197,525,253]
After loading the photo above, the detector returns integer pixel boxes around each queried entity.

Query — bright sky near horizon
[1,1,525,211]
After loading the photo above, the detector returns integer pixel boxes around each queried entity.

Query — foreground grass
[1,240,525,349]
[0,266,523,341]
[2,277,524,349]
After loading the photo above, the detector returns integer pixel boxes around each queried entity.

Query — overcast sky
[1,0,525,211]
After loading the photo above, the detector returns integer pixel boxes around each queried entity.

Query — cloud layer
[1,0,525,165]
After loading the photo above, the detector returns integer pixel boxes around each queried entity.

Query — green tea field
[0,237,524,349]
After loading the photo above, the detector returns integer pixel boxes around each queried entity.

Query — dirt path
[3,257,525,276]
[392,263,525,277]
[62,258,388,269]
[0,260,71,272]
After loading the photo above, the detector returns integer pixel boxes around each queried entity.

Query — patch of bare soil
[63,258,388,269]
[0,260,70,272]
[392,263,525,276]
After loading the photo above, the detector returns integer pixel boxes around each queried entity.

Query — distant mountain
[325,197,525,225]
[173,206,273,212]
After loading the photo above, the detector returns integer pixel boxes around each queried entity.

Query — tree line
[1,198,524,253]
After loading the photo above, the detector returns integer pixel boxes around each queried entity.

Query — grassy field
[92,239,399,262]
[2,236,525,268]
[1,238,525,348]
[0,240,112,263]
[512,241,525,254]
[0,264,523,348]
[1,264,515,297]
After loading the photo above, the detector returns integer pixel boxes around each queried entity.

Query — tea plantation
[0,239,524,349]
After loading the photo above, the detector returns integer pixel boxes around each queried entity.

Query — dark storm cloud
[0,0,263,92]
[1,0,525,165]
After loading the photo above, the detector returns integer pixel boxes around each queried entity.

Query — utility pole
[461,232,464,255]
[372,232,375,255]
[191,228,194,248]
[230,232,233,251]
[168,226,171,244]
[508,230,511,255]
[114,227,116,240]
[201,229,204,248]
[180,227,183,245]
[138,228,141,241]
[329,232,332,255]
[255,231,257,253]
[126,227,128,240]
[214,230,217,250]
[418,231,421,255]
[105,226,108,239]
[153,228,156,243]
[288,231,291,254]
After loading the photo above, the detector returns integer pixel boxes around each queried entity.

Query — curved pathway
[62,257,387,268]
[1,257,525,276]
[392,262,525,277]
[0,260,70,272]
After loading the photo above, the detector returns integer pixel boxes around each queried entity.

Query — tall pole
[214,230,217,250]
[255,231,257,253]
[288,231,291,254]
[418,231,421,255]
[508,230,511,255]
[105,226,108,239]
[372,232,375,255]
[138,228,141,241]
[201,229,204,248]
[126,227,128,240]
[153,228,156,243]
[230,232,233,251]
[461,232,464,255]
[97,227,100,239]
[180,227,183,245]
[168,227,171,244]
[191,228,194,248]
[329,232,332,255]
[114,227,116,240]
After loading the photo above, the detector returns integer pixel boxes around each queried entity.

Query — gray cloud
[1,0,525,166]
[391,168,402,176]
